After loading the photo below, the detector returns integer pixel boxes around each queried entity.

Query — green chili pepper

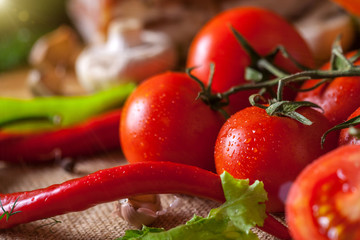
[0,83,136,132]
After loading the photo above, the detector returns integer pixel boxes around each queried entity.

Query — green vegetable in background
[0,29,43,71]
[0,0,70,71]
[118,172,268,240]
[0,83,136,133]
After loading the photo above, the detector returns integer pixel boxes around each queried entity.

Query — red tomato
[339,106,360,146]
[286,144,360,240]
[214,106,337,212]
[296,55,360,126]
[120,72,225,172]
[187,7,314,113]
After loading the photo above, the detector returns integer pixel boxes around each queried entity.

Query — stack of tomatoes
[120,7,360,240]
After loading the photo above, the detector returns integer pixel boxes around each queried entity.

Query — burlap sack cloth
[0,150,283,240]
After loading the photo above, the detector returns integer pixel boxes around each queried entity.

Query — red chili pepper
[0,109,122,164]
[0,162,290,239]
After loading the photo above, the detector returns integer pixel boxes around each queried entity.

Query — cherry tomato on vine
[120,72,225,172]
[296,54,360,126]
[339,106,360,146]
[214,106,337,212]
[286,144,360,240]
[187,7,315,113]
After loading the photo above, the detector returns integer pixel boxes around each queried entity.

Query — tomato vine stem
[276,67,360,101]
[187,28,360,125]
[186,64,230,119]
[218,67,360,102]
[224,37,360,125]
[321,115,360,146]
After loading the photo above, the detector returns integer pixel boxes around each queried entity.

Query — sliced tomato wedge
[286,145,360,240]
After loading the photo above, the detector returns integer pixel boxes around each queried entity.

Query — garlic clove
[127,194,162,211]
[114,195,162,229]
[76,48,130,91]
[27,25,83,96]
[75,18,177,92]
[118,202,157,229]
[107,18,144,49]
[295,2,356,66]
[27,69,56,96]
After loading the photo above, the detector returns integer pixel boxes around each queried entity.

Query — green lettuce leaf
[116,172,268,240]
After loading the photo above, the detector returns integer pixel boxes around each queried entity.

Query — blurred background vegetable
[0,83,135,133]
[331,0,360,16]
[0,0,70,72]
[0,0,358,93]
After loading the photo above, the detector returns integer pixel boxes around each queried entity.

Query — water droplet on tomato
[327,226,342,240]
[244,138,251,144]
[336,169,347,181]
[318,216,330,229]
[342,183,350,192]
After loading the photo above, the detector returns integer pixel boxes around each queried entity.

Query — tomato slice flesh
[310,171,360,240]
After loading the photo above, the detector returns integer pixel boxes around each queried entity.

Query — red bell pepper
[0,109,122,164]
[0,161,290,239]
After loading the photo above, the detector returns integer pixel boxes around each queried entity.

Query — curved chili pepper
[0,83,135,133]
[0,109,122,163]
[0,162,290,239]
